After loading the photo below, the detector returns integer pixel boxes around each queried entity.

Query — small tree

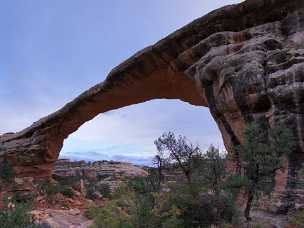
[41,182,60,200]
[0,159,14,183]
[152,153,165,189]
[241,122,294,221]
[200,145,227,196]
[0,195,44,228]
[154,132,201,185]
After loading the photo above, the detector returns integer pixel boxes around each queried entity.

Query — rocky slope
[53,159,148,193]
[1,0,304,213]
[0,159,148,228]
[31,208,93,228]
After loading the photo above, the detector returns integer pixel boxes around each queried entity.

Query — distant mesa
[53,159,148,193]
[59,151,154,166]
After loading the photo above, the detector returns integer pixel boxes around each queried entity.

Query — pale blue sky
[0,0,243,164]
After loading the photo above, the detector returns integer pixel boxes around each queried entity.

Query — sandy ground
[32,208,93,228]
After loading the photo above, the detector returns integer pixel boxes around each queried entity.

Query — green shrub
[224,175,248,198]
[41,182,75,200]
[128,176,146,193]
[84,204,101,220]
[0,160,14,183]
[252,224,264,228]
[60,186,74,198]
[86,176,240,228]
[54,172,82,189]
[160,215,184,228]
[96,183,111,198]
[0,202,31,227]
[13,191,35,203]
[168,191,238,227]
[240,122,294,220]
[85,186,96,200]
[89,201,133,228]
[0,197,42,228]
[289,209,304,226]
[40,182,60,201]
[85,182,111,199]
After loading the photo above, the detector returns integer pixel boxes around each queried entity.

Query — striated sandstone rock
[53,159,148,193]
[31,209,92,228]
[1,0,304,212]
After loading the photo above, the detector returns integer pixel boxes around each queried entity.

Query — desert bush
[40,182,60,201]
[128,176,146,193]
[96,183,111,198]
[165,183,239,227]
[54,172,82,189]
[89,204,133,228]
[85,182,111,200]
[88,177,239,228]
[89,183,138,227]
[97,173,111,181]
[0,202,32,227]
[0,160,14,183]
[154,132,202,185]
[88,133,241,227]
[61,186,74,198]
[85,204,102,220]
[240,122,294,220]
[224,175,248,199]
[13,191,35,203]
[85,185,97,200]
[288,209,304,226]
[0,196,42,228]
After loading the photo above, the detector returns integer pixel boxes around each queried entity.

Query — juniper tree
[199,145,227,196]
[152,153,165,189]
[154,132,201,185]
[241,122,294,221]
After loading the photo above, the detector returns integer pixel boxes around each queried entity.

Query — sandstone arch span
[1,0,304,211]
[0,50,206,177]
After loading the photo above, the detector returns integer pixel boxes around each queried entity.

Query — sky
[0,0,243,165]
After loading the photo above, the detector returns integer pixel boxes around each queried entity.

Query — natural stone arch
[1,0,304,211]
[0,58,205,177]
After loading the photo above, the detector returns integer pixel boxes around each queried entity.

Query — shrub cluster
[87,124,294,227]
[0,195,48,228]
[85,182,111,200]
[40,181,75,202]
[0,160,14,183]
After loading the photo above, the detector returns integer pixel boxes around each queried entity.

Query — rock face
[53,159,148,193]
[1,0,304,212]
[31,209,93,228]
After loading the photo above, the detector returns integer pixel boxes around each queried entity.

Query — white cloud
[61,99,224,159]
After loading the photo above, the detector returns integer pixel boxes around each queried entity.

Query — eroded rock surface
[31,209,92,228]
[53,159,148,193]
[1,0,304,212]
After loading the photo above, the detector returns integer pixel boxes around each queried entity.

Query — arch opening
[60,99,224,166]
